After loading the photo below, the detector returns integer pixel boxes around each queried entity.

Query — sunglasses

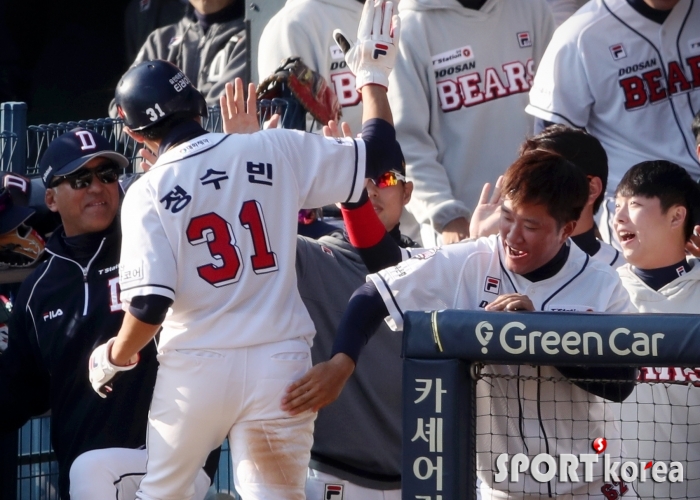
[370,171,406,189]
[51,164,120,190]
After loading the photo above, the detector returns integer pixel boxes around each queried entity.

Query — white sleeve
[367,246,469,331]
[268,129,366,209]
[526,22,593,128]
[118,179,177,305]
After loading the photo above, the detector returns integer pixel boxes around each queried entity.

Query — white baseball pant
[136,338,315,500]
[305,469,401,500]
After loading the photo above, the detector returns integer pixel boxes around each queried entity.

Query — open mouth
[618,231,636,244]
[505,243,528,258]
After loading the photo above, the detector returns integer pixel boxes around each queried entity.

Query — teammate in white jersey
[614,160,700,499]
[388,0,555,245]
[284,149,636,499]
[526,0,700,245]
[87,1,403,498]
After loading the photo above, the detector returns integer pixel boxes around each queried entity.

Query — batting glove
[89,338,139,398]
[333,0,401,90]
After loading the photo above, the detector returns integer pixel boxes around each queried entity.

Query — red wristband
[341,199,386,249]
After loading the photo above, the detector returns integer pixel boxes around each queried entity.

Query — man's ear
[402,180,414,205]
[45,187,59,213]
[561,219,577,242]
[124,126,145,144]
[669,204,687,230]
[588,176,603,207]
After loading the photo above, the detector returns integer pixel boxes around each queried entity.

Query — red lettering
[458,72,484,106]
[502,61,530,93]
[483,67,508,100]
[642,69,667,102]
[526,59,535,87]
[436,80,462,111]
[619,76,647,109]
[686,55,700,87]
[330,73,361,107]
[666,61,691,94]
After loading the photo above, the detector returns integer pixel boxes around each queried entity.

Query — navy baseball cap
[0,188,34,235]
[39,128,129,188]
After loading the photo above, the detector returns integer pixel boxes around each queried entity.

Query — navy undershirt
[157,121,208,157]
[192,0,244,33]
[571,227,601,257]
[626,0,671,23]
[632,259,692,291]
[521,243,570,283]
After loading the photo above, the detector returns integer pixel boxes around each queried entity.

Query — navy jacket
[0,220,158,499]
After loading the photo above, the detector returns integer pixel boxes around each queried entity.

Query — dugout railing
[402,309,700,500]
[0,101,240,499]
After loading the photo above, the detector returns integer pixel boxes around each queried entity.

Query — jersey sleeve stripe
[367,272,405,331]
[119,284,176,301]
[343,138,367,204]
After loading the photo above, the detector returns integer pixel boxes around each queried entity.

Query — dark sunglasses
[51,164,120,190]
[370,170,406,189]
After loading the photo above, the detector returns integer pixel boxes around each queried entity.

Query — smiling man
[284,148,636,499]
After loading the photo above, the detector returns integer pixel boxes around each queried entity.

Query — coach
[0,129,215,500]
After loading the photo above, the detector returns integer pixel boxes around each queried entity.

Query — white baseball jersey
[258,0,364,133]
[527,0,700,194]
[369,236,634,499]
[388,0,555,232]
[119,130,365,351]
[591,238,626,269]
[617,260,700,499]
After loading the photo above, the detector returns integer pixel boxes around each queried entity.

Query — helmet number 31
[146,103,166,122]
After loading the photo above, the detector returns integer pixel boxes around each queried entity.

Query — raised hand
[333,0,401,90]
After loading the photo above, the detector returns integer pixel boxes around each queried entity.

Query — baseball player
[614,160,700,499]
[0,129,217,500]
[88,2,402,499]
[284,149,637,499]
[387,0,555,246]
[526,0,700,246]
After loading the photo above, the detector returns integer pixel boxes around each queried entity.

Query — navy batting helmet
[115,60,208,131]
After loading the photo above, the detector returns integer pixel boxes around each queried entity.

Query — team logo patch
[484,276,500,294]
[329,45,344,60]
[119,262,144,284]
[517,32,532,48]
[324,484,344,499]
[546,305,594,312]
[413,248,439,261]
[431,45,474,70]
[609,43,627,60]
[676,266,687,277]
[689,37,700,54]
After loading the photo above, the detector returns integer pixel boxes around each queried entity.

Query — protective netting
[474,365,700,499]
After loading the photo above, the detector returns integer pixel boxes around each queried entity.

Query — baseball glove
[0,224,45,268]
[256,57,342,131]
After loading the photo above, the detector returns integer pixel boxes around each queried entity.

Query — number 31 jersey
[119,130,366,351]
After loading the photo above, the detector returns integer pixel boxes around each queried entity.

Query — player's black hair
[502,149,588,228]
[138,111,201,141]
[615,160,700,242]
[692,111,700,146]
[520,125,608,214]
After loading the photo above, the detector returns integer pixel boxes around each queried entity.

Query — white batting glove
[333,0,401,90]
[89,338,139,398]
